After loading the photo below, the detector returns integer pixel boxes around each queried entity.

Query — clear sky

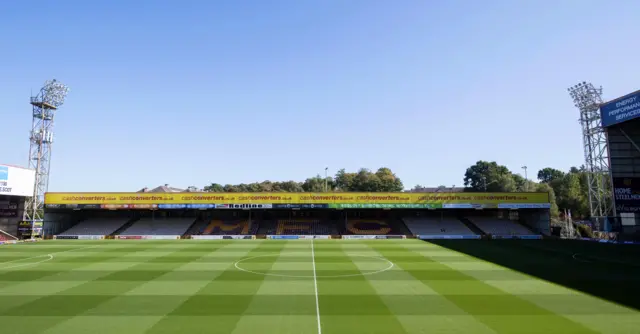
[1,0,639,192]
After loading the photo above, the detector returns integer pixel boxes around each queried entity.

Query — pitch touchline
[311,239,322,334]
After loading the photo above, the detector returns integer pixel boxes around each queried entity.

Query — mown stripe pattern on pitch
[0,240,637,334]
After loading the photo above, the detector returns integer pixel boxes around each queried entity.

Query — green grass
[0,239,638,334]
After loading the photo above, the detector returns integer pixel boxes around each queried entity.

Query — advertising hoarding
[18,220,42,238]
[612,177,640,213]
[191,235,224,240]
[418,235,482,240]
[0,165,35,197]
[222,235,254,239]
[342,235,378,239]
[45,192,550,207]
[0,199,20,217]
[77,235,105,240]
[600,90,640,127]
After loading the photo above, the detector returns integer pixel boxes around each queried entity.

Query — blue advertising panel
[271,204,328,209]
[498,203,551,209]
[186,204,215,209]
[600,90,640,127]
[158,204,187,209]
[612,177,640,213]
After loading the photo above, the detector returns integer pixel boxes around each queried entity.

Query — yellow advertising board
[45,192,549,205]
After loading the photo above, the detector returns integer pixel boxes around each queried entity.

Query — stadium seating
[403,216,476,236]
[0,230,17,241]
[345,219,407,235]
[201,219,255,235]
[57,218,129,236]
[256,220,277,235]
[118,218,195,236]
[466,216,535,235]
[275,219,337,235]
[183,218,209,235]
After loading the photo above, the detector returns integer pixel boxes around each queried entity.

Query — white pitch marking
[311,239,322,334]
[0,244,100,270]
[0,254,54,270]
[233,253,394,278]
[572,253,592,263]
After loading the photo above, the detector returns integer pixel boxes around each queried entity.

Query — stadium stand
[275,219,337,235]
[345,219,408,235]
[57,218,129,236]
[184,217,209,236]
[403,216,476,236]
[201,219,255,235]
[0,230,17,241]
[466,216,536,235]
[256,220,277,235]
[118,217,195,236]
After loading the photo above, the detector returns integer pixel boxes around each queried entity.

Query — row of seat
[119,218,195,236]
[56,218,129,236]
[404,216,476,235]
[470,216,534,235]
[56,217,536,236]
[201,220,257,235]
[276,220,336,235]
[0,230,17,241]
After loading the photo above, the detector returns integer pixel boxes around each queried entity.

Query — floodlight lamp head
[40,79,70,108]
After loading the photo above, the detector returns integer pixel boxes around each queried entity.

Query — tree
[201,163,593,220]
[550,170,589,218]
[534,182,559,217]
[334,169,355,191]
[203,183,224,192]
[204,167,402,193]
[537,168,565,184]
[375,167,404,192]
[273,181,304,192]
[302,175,334,192]
[222,184,240,192]
[463,161,516,192]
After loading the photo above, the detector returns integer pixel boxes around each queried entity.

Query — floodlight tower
[24,80,69,223]
[567,82,613,219]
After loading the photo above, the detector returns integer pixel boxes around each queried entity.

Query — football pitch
[0,239,638,334]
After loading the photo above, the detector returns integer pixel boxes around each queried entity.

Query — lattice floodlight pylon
[567,82,613,220]
[24,80,69,223]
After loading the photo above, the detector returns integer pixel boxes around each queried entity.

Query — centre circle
[234,253,394,278]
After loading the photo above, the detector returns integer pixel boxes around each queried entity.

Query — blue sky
[1,0,639,192]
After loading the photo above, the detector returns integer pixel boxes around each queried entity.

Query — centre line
[311,239,322,334]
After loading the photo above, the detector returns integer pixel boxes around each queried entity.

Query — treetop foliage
[204,167,404,193]
[203,161,591,218]
[462,160,589,218]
